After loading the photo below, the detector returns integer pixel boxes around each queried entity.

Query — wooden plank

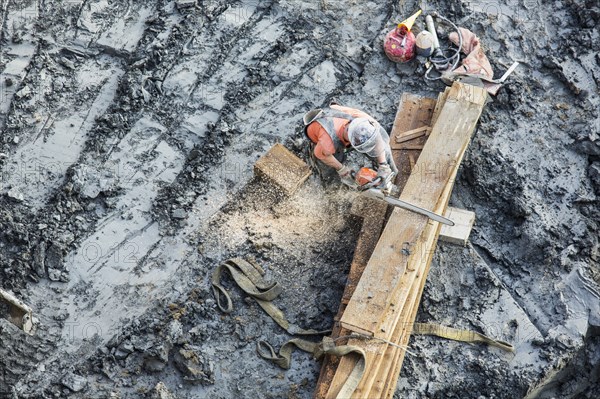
[253,143,311,195]
[314,197,388,399]
[373,219,440,398]
[339,82,487,337]
[376,130,473,398]
[381,225,440,398]
[356,180,451,398]
[395,126,430,143]
[439,207,476,246]
[390,93,435,151]
[395,143,424,150]
[430,88,450,128]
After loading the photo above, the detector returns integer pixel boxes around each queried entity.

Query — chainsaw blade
[363,188,455,226]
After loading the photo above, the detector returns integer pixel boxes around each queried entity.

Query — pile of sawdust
[210,180,356,256]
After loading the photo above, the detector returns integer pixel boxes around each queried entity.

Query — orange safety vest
[306,106,371,160]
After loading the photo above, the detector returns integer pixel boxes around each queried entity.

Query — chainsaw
[354,167,455,226]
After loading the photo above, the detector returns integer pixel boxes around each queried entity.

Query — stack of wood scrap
[314,82,488,398]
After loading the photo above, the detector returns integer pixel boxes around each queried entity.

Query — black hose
[425,13,463,81]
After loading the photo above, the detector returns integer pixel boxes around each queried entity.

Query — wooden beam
[376,121,475,398]
[439,207,476,246]
[339,82,487,337]
[254,143,311,195]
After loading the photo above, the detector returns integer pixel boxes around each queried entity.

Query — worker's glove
[377,163,394,184]
[337,165,357,189]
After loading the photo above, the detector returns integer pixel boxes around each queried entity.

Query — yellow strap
[213,258,362,398]
[211,258,329,335]
[212,258,513,399]
[413,322,515,352]
[257,337,366,399]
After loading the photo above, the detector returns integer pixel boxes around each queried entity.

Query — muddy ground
[0,0,598,398]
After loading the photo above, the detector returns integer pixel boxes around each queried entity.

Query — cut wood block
[254,143,311,195]
[439,207,476,246]
[0,289,35,335]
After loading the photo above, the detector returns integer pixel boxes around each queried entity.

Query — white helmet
[303,109,323,126]
[347,118,379,154]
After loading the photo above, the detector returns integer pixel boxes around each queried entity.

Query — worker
[303,103,398,188]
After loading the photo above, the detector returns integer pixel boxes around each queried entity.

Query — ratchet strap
[212,258,513,398]
[413,322,515,352]
[257,336,366,399]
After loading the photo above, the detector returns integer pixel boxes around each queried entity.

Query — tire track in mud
[0,0,318,393]
[152,0,399,227]
[4,0,399,395]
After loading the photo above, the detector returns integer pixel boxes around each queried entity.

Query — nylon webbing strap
[413,322,515,352]
[257,337,366,399]
[212,258,365,398]
[211,258,329,335]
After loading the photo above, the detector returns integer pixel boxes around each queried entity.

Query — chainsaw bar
[363,188,455,226]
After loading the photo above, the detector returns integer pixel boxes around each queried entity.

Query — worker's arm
[315,145,355,187]
[320,154,343,171]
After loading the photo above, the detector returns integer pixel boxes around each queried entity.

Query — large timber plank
[339,82,487,337]
[319,94,436,399]
[313,197,388,399]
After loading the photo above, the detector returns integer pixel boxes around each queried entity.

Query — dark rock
[173,344,214,385]
[589,162,600,190]
[61,373,88,392]
[45,244,64,272]
[143,343,170,372]
[32,243,47,278]
[172,209,186,219]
